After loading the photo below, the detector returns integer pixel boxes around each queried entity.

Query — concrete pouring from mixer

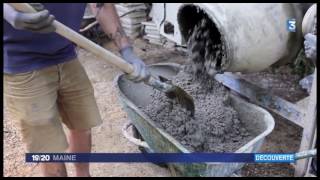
[177,3,305,73]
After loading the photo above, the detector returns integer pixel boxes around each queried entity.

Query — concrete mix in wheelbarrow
[142,17,254,152]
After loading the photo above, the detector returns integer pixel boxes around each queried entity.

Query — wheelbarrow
[115,63,276,176]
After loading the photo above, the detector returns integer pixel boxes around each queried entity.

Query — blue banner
[26,153,296,163]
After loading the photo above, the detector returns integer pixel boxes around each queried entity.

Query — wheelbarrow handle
[8,3,135,75]
[295,149,317,160]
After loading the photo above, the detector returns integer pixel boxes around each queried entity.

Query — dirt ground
[3,38,305,177]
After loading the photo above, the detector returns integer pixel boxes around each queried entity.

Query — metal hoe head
[158,76,195,116]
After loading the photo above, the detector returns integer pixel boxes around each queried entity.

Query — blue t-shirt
[3,3,87,74]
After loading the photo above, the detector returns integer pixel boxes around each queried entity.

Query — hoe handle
[8,3,175,94]
[8,3,134,74]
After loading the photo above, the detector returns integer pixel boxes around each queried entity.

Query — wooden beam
[294,69,317,176]
[305,128,317,176]
[215,73,305,127]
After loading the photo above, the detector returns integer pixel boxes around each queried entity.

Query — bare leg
[41,163,67,177]
[67,129,91,177]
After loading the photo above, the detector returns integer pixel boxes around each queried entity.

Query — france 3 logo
[287,19,296,32]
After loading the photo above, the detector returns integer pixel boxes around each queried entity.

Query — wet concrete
[143,67,254,152]
[187,17,227,77]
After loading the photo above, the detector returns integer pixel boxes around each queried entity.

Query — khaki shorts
[4,59,102,153]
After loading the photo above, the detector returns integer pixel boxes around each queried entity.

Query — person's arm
[90,3,150,82]
[89,3,130,49]
[3,3,55,33]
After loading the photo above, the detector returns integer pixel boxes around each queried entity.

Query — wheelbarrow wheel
[131,125,167,168]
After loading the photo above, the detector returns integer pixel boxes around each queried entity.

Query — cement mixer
[177,3,306,73]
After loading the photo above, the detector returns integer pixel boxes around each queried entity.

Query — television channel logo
[287,19,296,32]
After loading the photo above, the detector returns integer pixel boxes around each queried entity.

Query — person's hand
[4,3,55,33]
[304,33,317,63]
[120,46,150,82]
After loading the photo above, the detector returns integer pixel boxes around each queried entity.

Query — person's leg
[4,66,69,177]
[67,129,92,177]
[57,59,102,177]
[41,163,67,177]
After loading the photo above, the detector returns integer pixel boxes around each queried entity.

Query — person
[299,3,317,94]
[302,3,317,64]
[3,3,149,177]
[304,33,317,64]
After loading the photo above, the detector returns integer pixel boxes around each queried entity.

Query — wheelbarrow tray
[114,63,275,177]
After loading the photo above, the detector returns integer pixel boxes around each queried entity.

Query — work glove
[304,33,317,63]
[3,3,55,33]
[120,46,150,83]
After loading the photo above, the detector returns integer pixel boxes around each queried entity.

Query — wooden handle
[8,3,134,74]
